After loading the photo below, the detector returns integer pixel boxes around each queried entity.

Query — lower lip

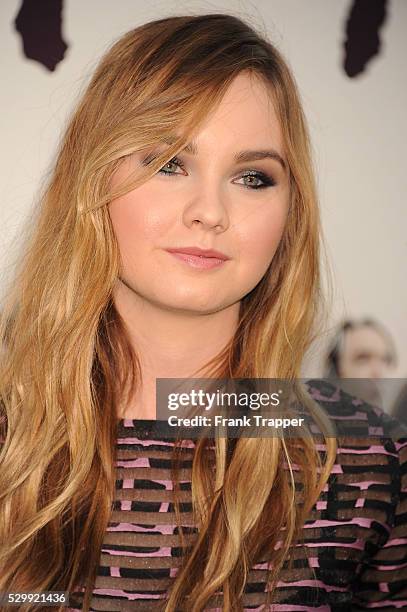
[166,251,228,269]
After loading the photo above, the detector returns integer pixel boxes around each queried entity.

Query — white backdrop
[1,0,406,380]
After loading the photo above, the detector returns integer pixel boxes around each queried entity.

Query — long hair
[0,13,337,611]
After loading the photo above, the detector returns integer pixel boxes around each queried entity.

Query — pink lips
[165,246,230,270]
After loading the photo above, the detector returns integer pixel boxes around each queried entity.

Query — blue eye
[141,155,276,189]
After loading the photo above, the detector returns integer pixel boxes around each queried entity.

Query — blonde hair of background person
[0,13,337,612]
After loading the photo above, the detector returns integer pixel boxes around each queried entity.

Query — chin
[152,290,226,313]
[164,299,224,314]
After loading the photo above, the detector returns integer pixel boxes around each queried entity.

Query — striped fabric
[1,380,406,610]
[66,381,407,611]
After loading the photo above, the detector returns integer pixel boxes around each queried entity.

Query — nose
[183,183,230,232]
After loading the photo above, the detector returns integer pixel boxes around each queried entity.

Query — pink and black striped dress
[65,380,407,610]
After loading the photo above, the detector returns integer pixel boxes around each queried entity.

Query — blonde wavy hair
[0,13,337,612]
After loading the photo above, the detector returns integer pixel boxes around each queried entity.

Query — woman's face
[108,71,290,314]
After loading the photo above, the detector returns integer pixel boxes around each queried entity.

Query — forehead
[343,326,390,355]
[194,71,283,151]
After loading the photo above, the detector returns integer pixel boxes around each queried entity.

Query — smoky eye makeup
[140,150,278,190]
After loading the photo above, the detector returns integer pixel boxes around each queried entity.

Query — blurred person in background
[323,318,397,408]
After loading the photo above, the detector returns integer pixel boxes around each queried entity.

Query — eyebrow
[160,136,287,172]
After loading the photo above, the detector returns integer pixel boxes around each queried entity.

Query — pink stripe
[101,548,148,557]
[308,388,341,402]
[346,480,385,489]
[209,607,331,612]
[101,546,172,557]
[300,540,365,550]
[330,411,368,420]
[123,522,175,534]
[375,561,407,570]
[311,412,368,423]
[384,537,407,547]
[254,557,323,570]
[325,463,343,474]
[263,607,330,611]
[92,588,164,600]
[305,517,375,529]
[106,522,175,534]
[118,437,174,446]
[116,457,150,467]
[117,436,196,448]
[252,561,271,569]
[273,579,347,592]
[117,477,191,489]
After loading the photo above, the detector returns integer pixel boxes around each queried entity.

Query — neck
[113,279,240,419]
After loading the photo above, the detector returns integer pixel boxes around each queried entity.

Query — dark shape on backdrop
[343,0,388,77]
[14,0,68,72]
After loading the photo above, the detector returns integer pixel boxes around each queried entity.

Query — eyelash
[142,155,276,190]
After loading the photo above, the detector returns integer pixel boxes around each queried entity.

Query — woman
[0,13,406,612]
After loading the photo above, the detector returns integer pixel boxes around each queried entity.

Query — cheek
[235,199,288,268]
[108,185,172,255]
